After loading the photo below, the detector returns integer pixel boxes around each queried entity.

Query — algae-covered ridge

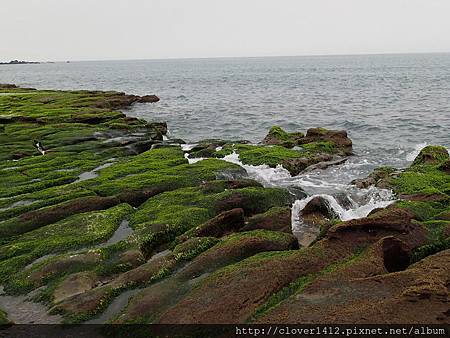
[186,125,352,176]
[0,85,296,322]
[0,85,448,325]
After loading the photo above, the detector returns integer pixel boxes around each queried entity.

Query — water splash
[291,188,395,245]
[181,144,197,152]
[184,152,205,164]
[406,142,428,162]
[221,151,291,187]
[291,188,395,228]
[184,146,396,243]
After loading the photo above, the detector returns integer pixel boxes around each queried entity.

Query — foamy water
[182,147,397,241]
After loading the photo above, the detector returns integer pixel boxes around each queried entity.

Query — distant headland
[0,60,40,65]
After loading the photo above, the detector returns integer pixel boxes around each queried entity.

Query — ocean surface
[1,53,449,223]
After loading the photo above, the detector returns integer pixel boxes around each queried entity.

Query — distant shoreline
[0,60,41,65]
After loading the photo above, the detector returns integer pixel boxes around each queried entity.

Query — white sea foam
[406,142,428,162]
[291,188,395,246]
[221,151,291,187]
[219,150,396,242]
[181,143,197,151]
[182,144,207,164]
[184,152,205,164]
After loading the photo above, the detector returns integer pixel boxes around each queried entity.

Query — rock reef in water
[0,85,448,326]
[186,125,353,176]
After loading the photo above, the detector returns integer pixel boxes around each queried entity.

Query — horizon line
[3,51,450,64]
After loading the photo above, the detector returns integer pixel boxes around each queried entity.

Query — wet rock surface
[184,126,353,176]
[0,85,448,325]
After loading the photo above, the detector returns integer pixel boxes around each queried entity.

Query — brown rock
[301,128,353,154]
[52,254,177,319]
[381,237,411,273]
[258,249,450,324]
[53,271,98,304]
[115,231,298,323]
[155,242,347,324]
[12,152,31,160]
[303,198,335,227]
[438,159,450,173]
[282,153,335,176]
[0,84,18,89]
[10,196,120,236]
[241,207,292,233]
[28,252,102,284]
[190,208,245,238]
[329,207,415,235]
[119,249,146,268]
[400,192,450,203]
[435,211,450,222]
[138,95,160,103]
[149,205,434,324]
[118,187,167,207]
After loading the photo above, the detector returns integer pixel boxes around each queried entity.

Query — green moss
[392,165,450,195]
[263,126,305,148]
[173,237,219,261]
[395,200,447,222]
[267,126,292,142]
[412,145,449,166]
[410,219,450,263]
[132,186,292,255]
[421,220,449,242]
[232,144,303,167]
[301,141,335,153]
[88,157,240,197]
[411,238,450,263]
[434,208,450,221]
[0,204,133,285]
[199,249,303,289]
[219,230,294,247]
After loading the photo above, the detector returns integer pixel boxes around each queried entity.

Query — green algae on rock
[132,185,294,258]
[351,145,450,265]
[1,85,448,326]
[0,203,134,287]
[262,125,304,148]
[185,126,353,176]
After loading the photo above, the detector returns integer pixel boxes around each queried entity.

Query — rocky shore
[0,84,448,325]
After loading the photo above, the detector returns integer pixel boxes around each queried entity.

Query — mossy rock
[0,203,134,285]
[262,126,304,148]
[412,146,449,166]
[112,230,298,324]
[0,195,120,238]
[241,206,292,233]
[133,185,293,257]
[392,165,450,196]
[172,237,219,261]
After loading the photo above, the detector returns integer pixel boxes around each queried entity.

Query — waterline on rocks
[218,149,396,241]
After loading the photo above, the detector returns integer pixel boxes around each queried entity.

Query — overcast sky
[1,0,449,61]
